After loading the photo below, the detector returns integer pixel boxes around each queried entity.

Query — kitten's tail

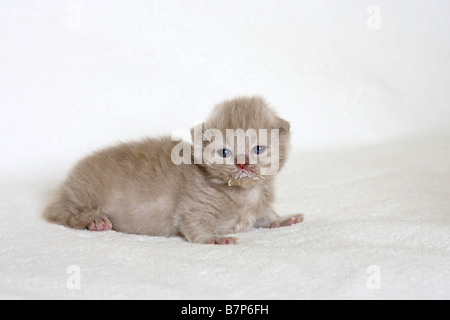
[43,199,100,229]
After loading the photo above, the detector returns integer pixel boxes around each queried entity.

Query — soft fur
[43,96,303,244]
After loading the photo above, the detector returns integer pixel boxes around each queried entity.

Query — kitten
[43,96,304,244]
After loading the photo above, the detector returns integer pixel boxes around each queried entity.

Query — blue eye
[253,145,267,155]
[218,149,232,157]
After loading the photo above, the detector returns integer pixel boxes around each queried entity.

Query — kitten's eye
[218,149,232,158]
[253,145,267,155]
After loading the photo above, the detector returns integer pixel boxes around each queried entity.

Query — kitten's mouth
[236,169,251,179]
[227,169,264,187]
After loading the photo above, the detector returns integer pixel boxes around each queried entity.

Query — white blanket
[1,137,449,299]
[1,0,449,300]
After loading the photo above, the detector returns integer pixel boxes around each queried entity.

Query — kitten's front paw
[270,214,304,228]
[207,237,238,245]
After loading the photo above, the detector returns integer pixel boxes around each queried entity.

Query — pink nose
[239,163,247,170]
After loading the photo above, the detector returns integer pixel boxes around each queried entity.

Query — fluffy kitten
[43,96,303,244]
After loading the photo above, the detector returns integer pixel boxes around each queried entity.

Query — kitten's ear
[276,117,290,135]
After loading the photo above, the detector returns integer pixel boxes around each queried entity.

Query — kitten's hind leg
[87,216,112,231]
[43,199,101,230]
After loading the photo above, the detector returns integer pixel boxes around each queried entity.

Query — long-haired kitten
[43,96,303,244]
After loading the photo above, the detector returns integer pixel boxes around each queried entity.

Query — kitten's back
[42,136,188,232]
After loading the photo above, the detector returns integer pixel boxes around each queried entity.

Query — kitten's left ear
[276,117,290,135]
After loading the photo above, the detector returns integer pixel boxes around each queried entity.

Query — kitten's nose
[237,154,248,170]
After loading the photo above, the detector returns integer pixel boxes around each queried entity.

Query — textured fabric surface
[1,138,449,299]
[1,0,449,300]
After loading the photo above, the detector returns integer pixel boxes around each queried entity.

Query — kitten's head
[192,96,290,188]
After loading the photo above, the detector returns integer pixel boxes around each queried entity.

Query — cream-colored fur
[43,96,303,244]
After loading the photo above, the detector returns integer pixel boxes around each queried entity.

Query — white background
[1,1,450,300]
[1,0,449,177]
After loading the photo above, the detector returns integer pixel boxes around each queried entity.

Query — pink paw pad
[87,217,112,231]
[208,237,238,245]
